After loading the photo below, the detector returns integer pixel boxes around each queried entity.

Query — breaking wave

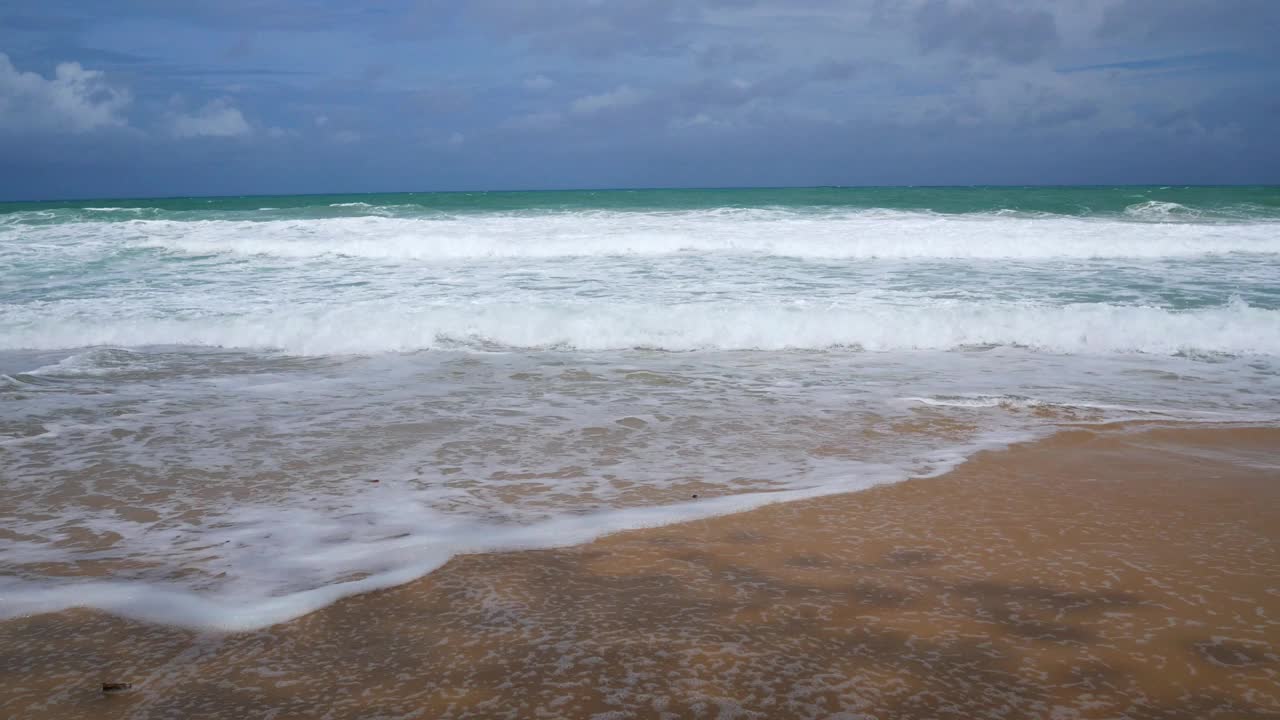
[4,300,1276,356]
[4,208,1277,260]
[128,212,1280,259]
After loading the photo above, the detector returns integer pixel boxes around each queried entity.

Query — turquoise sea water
[2,186,1278,630]
[5,185,1280,219]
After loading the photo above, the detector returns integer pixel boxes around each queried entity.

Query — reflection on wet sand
[3,425,1278,719]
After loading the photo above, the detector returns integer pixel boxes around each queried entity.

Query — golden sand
[3,424,1278,719]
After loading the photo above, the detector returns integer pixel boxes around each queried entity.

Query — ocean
[2,185,1278,631]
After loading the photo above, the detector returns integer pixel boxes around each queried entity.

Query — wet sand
[3,424,1279,719]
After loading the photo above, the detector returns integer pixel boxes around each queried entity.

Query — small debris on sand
[102,682,132,694]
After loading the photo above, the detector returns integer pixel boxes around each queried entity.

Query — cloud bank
[0,1,1277,198]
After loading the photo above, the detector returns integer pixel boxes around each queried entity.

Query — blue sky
[1,0,1278,199]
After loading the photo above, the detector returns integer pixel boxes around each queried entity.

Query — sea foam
[6,208,1277,261]
[4,300,1276,356]
[3,197,1278,632]
[129,212,1280,259]
[0,468,914,631]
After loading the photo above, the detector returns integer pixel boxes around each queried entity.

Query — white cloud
[501,111,562,131]
[169,98,251,138]
[524,74,555,91]
[0,52,131,133]
[668,112,728,131]
[571,85,646,114]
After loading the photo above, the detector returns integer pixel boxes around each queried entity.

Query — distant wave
[4,300,1276,356]
[4,189,1279,226]
[53,211,1278,260]
[1123,200,1202,221]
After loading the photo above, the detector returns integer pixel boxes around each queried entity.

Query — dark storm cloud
[914,0,1059,64]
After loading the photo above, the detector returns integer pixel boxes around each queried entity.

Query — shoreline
[1,419,1259,632]
[3,422,1279,718]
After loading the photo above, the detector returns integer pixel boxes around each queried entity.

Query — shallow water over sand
[3,187,1279,627]
[3,425,1278,719]
[3,345,1277,629]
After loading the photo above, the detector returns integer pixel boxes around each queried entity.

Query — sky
[1,0,1278,200]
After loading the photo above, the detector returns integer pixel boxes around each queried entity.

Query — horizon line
[4,182,1279,205]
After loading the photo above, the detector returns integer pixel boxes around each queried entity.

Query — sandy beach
[6,1,1280,716]
[3,423,1278,719]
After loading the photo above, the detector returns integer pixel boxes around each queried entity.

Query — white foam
[1124,200,1201,221]
[3,202,1279,632]
[905,394,1045,409]
[4,300,1276,356]
[8,209,1276,260]
[3,342,1275,631]
[901,394,1186,416]
[0,438,995,632]
[23,348,152,377]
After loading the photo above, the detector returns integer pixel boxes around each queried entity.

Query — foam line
[4,301,1276,355]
